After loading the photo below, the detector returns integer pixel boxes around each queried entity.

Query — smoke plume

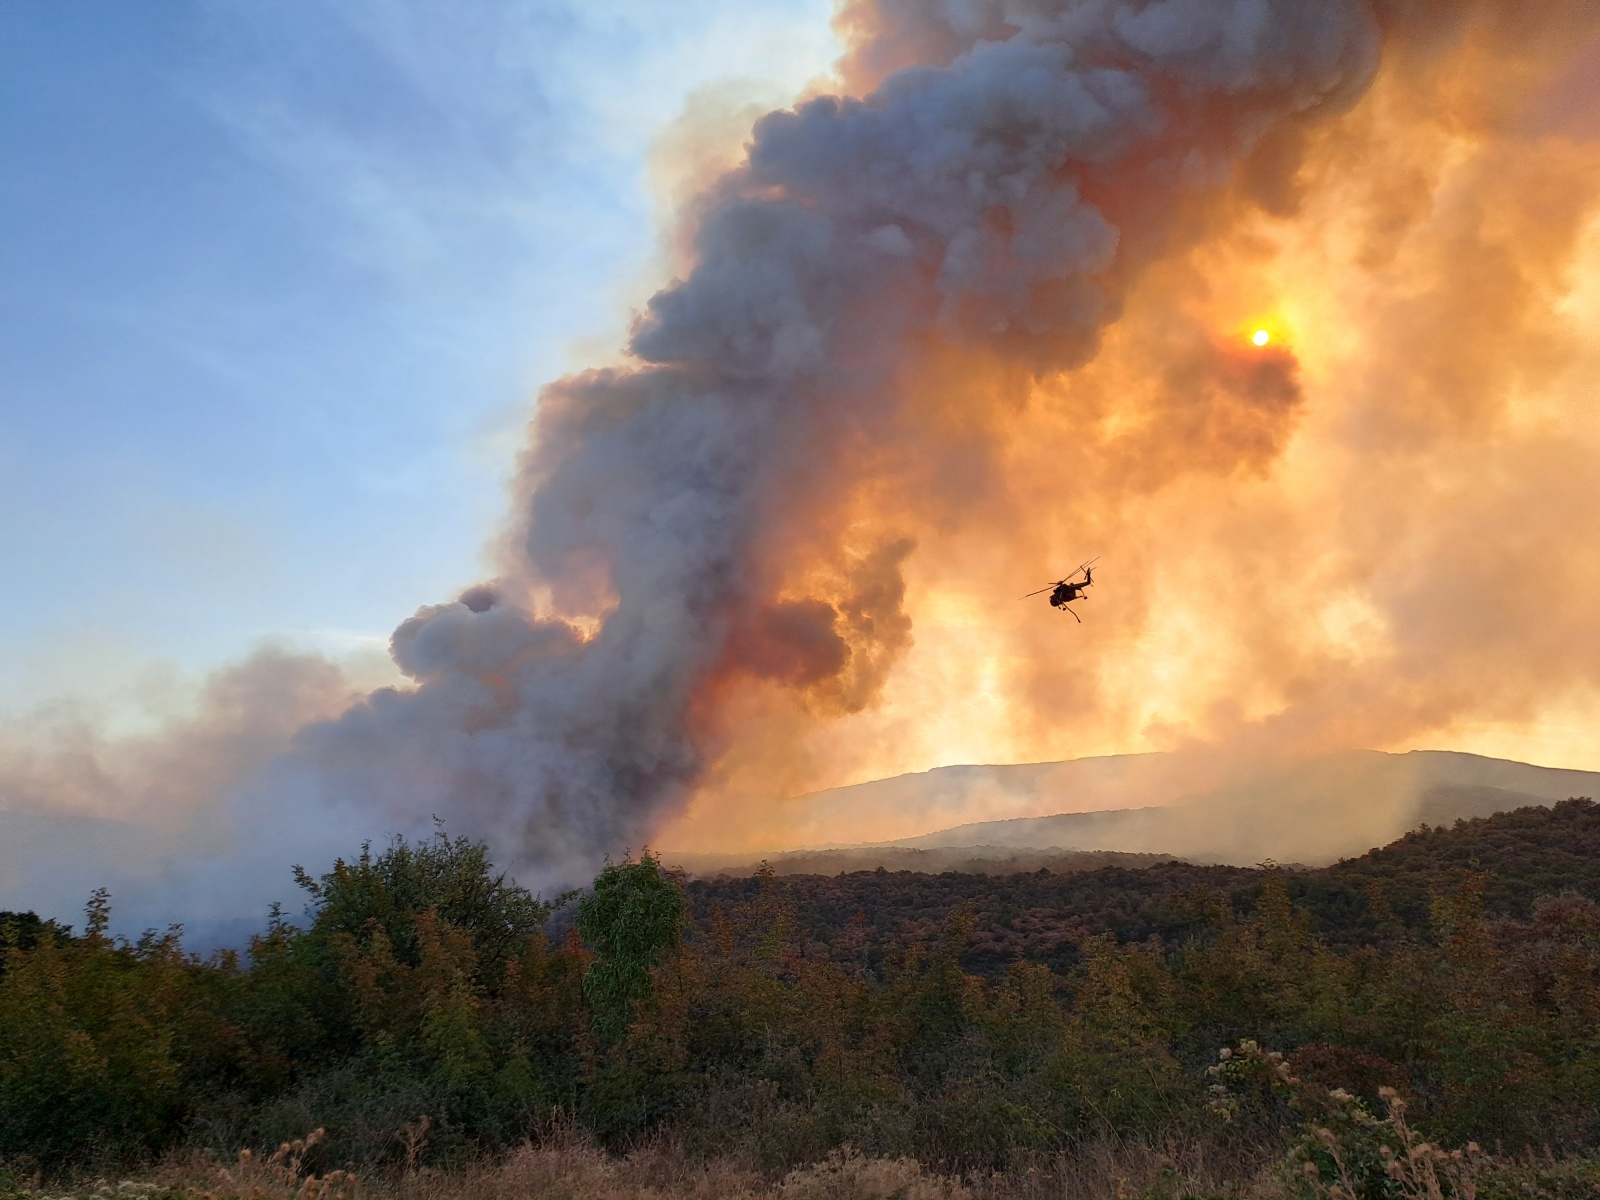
[660,0,1600,852]
[8,0,1600,911]
[293,0,1400,873]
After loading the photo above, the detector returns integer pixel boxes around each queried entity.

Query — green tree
[0,911,73,974]
[293,828,550,985]
[0,892,190,1165]
[1051,933,1188,1135]
[576,852,685,1043]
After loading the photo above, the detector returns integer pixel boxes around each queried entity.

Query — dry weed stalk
[396,1117,430,1180]
[1370,1089,1481,1200]
[192,1130,358,1200]
[1300,1088,1483,1200]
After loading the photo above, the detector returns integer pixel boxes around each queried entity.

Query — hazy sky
[0,0,837,729]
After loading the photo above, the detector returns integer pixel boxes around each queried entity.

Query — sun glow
[1252,329,1271,346]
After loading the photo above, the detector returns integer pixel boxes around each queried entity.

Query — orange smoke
[664,2,1600,855]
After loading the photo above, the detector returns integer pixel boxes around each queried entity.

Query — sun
[1252,329,1271,347]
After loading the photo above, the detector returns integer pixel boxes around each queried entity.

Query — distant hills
[671,749,1600,877]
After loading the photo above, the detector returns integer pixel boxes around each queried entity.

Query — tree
[0,892,190,1164]
[293,828,550,988]
[576,852,685,1043]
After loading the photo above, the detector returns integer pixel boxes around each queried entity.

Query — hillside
[672,844,1172,878]
[685,798,1600,976]
[667,749,1600,873]
[1320,796,1600,923]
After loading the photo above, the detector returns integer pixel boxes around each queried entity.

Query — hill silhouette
[669,749,1600,873]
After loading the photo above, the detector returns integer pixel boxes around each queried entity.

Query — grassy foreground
[5,1131,1600,1200]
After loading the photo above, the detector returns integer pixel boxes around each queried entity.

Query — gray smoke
[270,0,1391,886]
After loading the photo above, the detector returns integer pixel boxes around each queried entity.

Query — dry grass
[429,1141,967,1200]
[135,1136,975,1200]
[5,1129,1289,1200]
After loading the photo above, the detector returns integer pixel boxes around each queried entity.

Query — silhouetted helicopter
[1021,558,1098,622]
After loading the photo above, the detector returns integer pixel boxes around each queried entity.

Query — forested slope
[685,798,1600,973]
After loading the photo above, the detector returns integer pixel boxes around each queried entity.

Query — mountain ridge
[671,748,1600,877]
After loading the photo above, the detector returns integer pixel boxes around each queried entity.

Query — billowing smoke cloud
[0,649,355,829]
[9,0,1600,917]
[664,0,1600,851]
[758,4,1600,838]
[283,0,1400,876]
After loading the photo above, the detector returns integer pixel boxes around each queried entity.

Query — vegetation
[3,802,1600,1197]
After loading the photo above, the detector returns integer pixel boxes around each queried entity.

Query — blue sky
[0,0,838,727]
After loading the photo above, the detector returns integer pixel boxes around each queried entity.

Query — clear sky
[0,0,838,731]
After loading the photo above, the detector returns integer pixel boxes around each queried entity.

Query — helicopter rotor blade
[1065,555,1100,582]
[1023,558,1098,600]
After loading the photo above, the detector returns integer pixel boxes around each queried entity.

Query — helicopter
[1021,558,1098,622]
